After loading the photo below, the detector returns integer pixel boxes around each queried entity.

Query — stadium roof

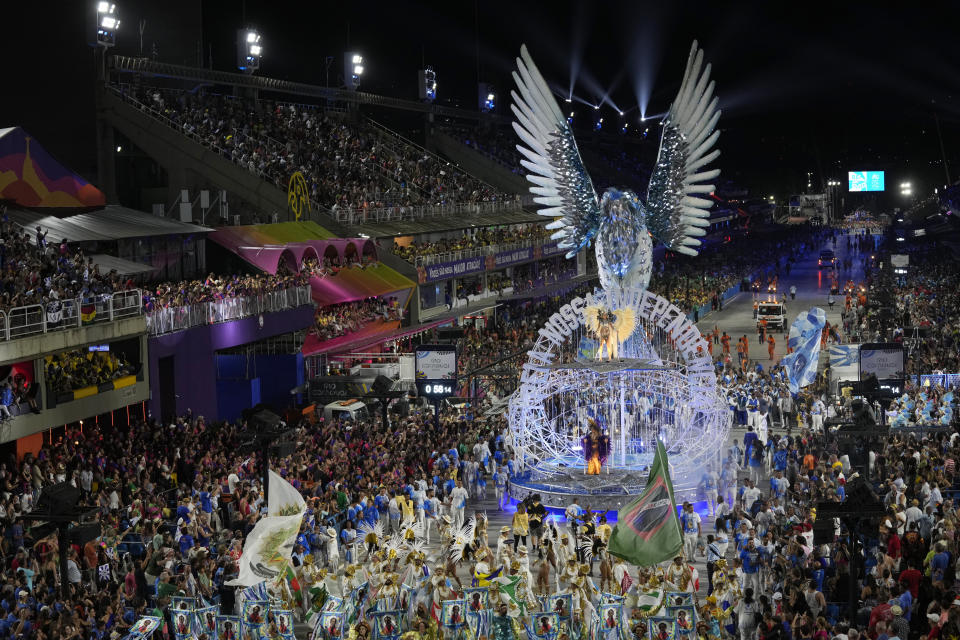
[6,205,212,241]
[89,254,157,276]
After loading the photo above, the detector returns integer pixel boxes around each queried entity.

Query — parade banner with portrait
[648,617,675,640]
[544,594,572,622]
[273,609,295,640]
[124,616,163,639]
[441,599,467,628]
[530,611,560,640]
[216,615,242,640]
[371,610,404,640]
[598,603,624,640]
[195,606,219,638]
[242,600,269,637]
[315,611,345,640]
[172,609,194,640]
[665,606,695,637]
[464,588,490,613]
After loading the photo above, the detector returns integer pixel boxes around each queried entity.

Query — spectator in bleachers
[123,87,507,212]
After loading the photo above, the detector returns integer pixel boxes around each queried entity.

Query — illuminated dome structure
[507,286,730,510]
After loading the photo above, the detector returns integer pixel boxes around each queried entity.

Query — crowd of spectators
[0,392,507,639]
[0,219,129,316]
[392,224,548,263]
[856,241,960,376]
[311,297,403,341]
[141,271,309,313]
[45,350,132,395]
[695,409,960,640]
[438,125,524,173]
[649,225,831,316]
[122,87,504,212]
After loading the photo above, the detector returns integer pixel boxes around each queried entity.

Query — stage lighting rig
[345,52,364,90]
[418,66,437,102]
[237,29,262,74]
[479,83,496,112]
[95,2,120,48]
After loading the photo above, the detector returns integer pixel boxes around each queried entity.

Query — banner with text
[492,246,534,268]
[421,256,486,283]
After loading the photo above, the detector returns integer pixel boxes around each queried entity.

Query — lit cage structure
[507,286,730,509]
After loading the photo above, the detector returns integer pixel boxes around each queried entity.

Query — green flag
[608,439,683,567]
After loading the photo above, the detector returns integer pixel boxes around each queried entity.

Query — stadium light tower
[418,66,437,102]
[899,181,912,197]
[237,29,262,74]
[95,2,120,48]
[345,52,364,90]
[479,83,496,112]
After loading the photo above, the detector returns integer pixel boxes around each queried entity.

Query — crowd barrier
[145,286,313,336]
[911,373,960,388]
[0,289,142,342]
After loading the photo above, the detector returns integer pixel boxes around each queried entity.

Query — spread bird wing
[645,41,722,256]
[359,520,384,545]
[583,306,603,333]
[613,308,637,343]
[512,44,603,258]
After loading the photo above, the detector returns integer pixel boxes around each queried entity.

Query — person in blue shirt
[931,542,950,584]
[772,445,788,472]
[739,538,762,595]
[178,527,194,555]
[340,521,357,564]
[742,427,758,467]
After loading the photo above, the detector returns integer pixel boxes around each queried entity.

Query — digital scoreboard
[415,344,458,398]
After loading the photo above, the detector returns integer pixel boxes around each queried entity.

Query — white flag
[227,470,306,587]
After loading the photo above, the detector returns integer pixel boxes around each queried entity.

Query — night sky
[6,1,960,203]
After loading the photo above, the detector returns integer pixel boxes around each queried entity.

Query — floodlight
[95,1,119,47]
[593,104,600,110]
[237,28,262,73]
[345,52,364,89]
[619,110,624,116]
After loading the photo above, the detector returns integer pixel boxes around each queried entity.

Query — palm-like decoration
[511,42,721,294]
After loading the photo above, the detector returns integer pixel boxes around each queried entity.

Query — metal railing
[145,286,313,336]
[110,56,509,123]
[408,236,550,267]
[332,198,532,226]
[1,290,143,342]
[109,85,521,225]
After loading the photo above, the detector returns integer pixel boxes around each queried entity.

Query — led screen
[415,346,457,380]
[848,171,885,192]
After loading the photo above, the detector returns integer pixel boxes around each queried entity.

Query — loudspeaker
[68,523,102,546]
[249,409,284,432]
[372,375,394,395]
[437,327,465,341]
[812,518,833,545]
[851,399,877,427]
[36,482,81,514]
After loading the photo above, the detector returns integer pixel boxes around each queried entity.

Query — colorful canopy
[0,127,105,209]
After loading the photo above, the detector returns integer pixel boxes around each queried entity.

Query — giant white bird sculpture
[511,42,722,294]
